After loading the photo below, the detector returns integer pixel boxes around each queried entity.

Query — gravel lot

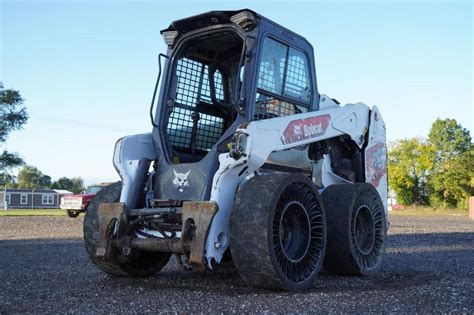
[0,214,473,313]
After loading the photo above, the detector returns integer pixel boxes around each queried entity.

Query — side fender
[364,106,388,214]
[113,133,156,208]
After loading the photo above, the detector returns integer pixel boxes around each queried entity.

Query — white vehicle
[83,9,388,291]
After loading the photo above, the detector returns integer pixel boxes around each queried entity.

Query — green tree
[51,177,85,194]
[429,146,474,208]
[0,152,23,187]
[0,173,16,188]
[427,119,472,208]
[16,165,51,189]
[0,83,28,184]
[388,138,433,205]
[428,118,471,163]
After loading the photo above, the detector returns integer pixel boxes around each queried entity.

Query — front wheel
[230,173,326,291]
[83,182,171,277]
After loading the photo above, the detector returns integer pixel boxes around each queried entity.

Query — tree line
[388,118,472,209]
[2,164,85,194]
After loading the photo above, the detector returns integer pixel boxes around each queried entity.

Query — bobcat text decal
[282,114,331,144]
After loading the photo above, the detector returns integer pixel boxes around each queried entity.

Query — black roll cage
[152,10,320,163]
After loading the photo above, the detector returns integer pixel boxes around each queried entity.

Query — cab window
[255,37,311,120]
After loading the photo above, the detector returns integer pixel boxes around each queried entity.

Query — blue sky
[1,0,472,184]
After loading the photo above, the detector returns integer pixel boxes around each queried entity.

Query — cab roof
[160,9,311,48]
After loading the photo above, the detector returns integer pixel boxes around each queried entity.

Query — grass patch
[390,206,468,216]
[0,209,73,216]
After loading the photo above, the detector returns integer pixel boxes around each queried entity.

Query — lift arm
[204,97,387,267]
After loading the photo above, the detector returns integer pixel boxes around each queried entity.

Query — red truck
[60,183,112,218]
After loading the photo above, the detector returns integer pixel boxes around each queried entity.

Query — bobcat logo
[173,170,190,192]
[293,124,302,138]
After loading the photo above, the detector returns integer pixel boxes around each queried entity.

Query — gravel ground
[0,214,473,313]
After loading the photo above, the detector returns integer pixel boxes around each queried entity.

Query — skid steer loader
[84,9,388,291]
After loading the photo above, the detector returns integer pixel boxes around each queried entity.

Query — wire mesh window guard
[284,48,311,102]
[168,57,225,152]
[255,37,311,120]
[254,93,308,120]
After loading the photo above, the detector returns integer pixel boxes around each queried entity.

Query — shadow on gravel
[0,231,472,296]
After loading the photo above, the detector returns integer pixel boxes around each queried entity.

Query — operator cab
[152,10,319,200]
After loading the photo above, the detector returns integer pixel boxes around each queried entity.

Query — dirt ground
[0,214,473,313]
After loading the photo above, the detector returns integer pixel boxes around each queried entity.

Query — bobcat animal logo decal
[293,124,303,139]
[173,170,190,192]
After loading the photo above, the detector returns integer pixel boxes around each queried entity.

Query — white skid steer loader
[83,9,388,291]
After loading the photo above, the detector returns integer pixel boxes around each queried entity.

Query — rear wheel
[322,183,387,275]
[66,210,80,218]
[230,173,326,291]
[83,182,171,277]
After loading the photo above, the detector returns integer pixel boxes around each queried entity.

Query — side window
[284,48,311,102]
[255,37,311,120]
[257,39,287,94]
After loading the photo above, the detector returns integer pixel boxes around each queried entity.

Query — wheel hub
[279,201,311,263]
[353,206,375,255]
